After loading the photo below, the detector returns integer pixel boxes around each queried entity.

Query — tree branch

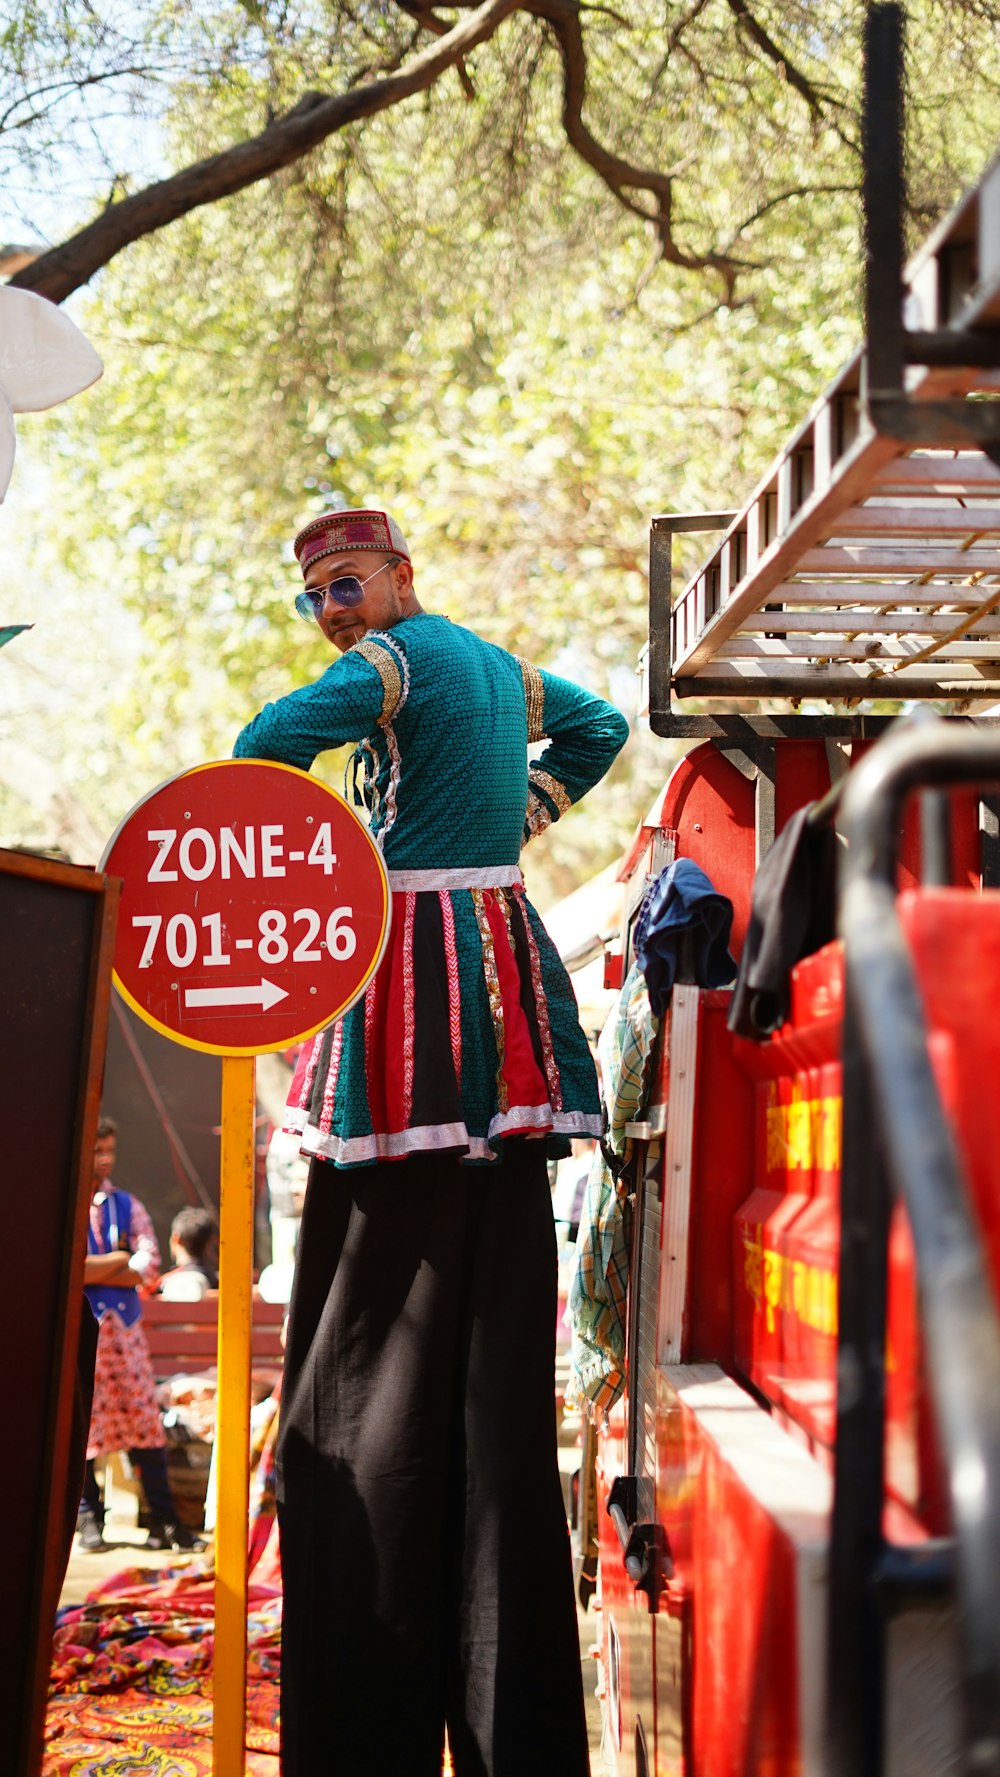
[723,180,858,244]
[4,0,837,310]
[0,66,168,137]
[8,0,517,304]
[651,0,714,91]
[531,0,755,295]
[394,2,477,97]
[724,0,827,120]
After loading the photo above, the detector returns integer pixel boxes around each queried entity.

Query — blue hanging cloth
[633,857,736,1017]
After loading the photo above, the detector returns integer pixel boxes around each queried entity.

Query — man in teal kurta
[234,507,627,1777]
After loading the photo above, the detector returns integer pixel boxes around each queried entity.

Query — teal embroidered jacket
[233,613,629,1167]
[232,614,628,863]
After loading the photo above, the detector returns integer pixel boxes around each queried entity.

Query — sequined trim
[525,791,553,838]
[472,888,508,1114]
[488,1106,596,1140]
[498,887,518,957]
[439,890,463,1088]
[512,883,564,1112]
[516,656,545,742]
[388,866,523,891]
[360,737,382,823]
[380,723,402,844]
[353,639,403,726]
[364,630,411,714]
[303,1122,475,1162]
[291,1035,321,1113]
[318,1024,344,1137]
[528,765,571,817]
[364,977,377,1099]
[402,891,416,1125]
[300,1110,603,1167]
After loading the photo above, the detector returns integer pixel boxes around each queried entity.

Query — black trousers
[277,1140,590,1777]
[81,1448,176,1525]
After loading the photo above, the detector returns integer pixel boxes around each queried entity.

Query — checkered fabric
[567,962,659,1419]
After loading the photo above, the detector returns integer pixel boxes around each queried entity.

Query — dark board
[0,848,118,1777]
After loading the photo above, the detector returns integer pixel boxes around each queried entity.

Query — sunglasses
[294,562,390,623]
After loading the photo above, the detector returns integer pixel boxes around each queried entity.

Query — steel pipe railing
[827,722,1000,1777]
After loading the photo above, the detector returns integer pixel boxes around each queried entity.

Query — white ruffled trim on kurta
[297,1108,601,1167]
[386,865,524,891]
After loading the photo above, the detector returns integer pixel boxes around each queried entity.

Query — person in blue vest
[234,506,629,1777]
[78,1117,203,1552]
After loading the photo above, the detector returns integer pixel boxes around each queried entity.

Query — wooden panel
[796,546,1000,573]
[143,1296,285,1327]
[769,582,999,606]
[145,1325,285,1351]
[738,611,1000,634]
[873,454,1000,491]
[143,1292,285,1377]
[146,1328,220,1357]
[679,661,1000,693]
[717,636,1000,661]
[828,505,1000,536]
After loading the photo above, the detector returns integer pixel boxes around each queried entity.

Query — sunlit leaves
[5,0,1000,897]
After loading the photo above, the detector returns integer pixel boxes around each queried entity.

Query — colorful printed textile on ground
[47,1394,284,1775]
[45,1561,281,1776]
[44,1470,461,1777]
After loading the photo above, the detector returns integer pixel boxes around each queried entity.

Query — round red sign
[101,760,391,1056]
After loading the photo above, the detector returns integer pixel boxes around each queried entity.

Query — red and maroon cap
[293,507,410,577]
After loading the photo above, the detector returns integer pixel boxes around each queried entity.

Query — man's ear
[394,558,415,595]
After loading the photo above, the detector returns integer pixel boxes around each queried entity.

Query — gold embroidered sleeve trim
[524,791,553,840]
[353,639,403,726]
[472,888,509,1113]
[528,765,571,818]
[516,657,545,743]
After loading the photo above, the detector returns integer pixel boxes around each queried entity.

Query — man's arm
[523,671,629,841]
[126,1196,163,1296]
[83,1251,143,1286]
[233,648,396,768]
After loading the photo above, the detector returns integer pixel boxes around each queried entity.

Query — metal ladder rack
[649,15,1000,732]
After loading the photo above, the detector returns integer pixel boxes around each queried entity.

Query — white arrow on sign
[183,979,289,1011]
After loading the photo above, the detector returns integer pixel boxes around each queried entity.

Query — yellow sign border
[100,758,392,1057]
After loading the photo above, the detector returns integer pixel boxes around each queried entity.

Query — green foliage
[5,1,1000,897]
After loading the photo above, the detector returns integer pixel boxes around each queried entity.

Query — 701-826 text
[132,907,356,968]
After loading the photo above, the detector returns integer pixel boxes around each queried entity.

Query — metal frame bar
[981,794,1000,886]
[713,741,777,861]
[862,4,907,404]
[830,722,1000,1777]
[643,713,900,740]
[655,988,701,1366]
[656,8,1000,719]
[648,512,735,735]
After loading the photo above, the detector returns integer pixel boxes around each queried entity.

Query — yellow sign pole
[213,1054,256,1777]
[101,763,391,1775]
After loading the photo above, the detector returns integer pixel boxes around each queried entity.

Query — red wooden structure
[588,29,1000,1774]
[143,1292,285,1379]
